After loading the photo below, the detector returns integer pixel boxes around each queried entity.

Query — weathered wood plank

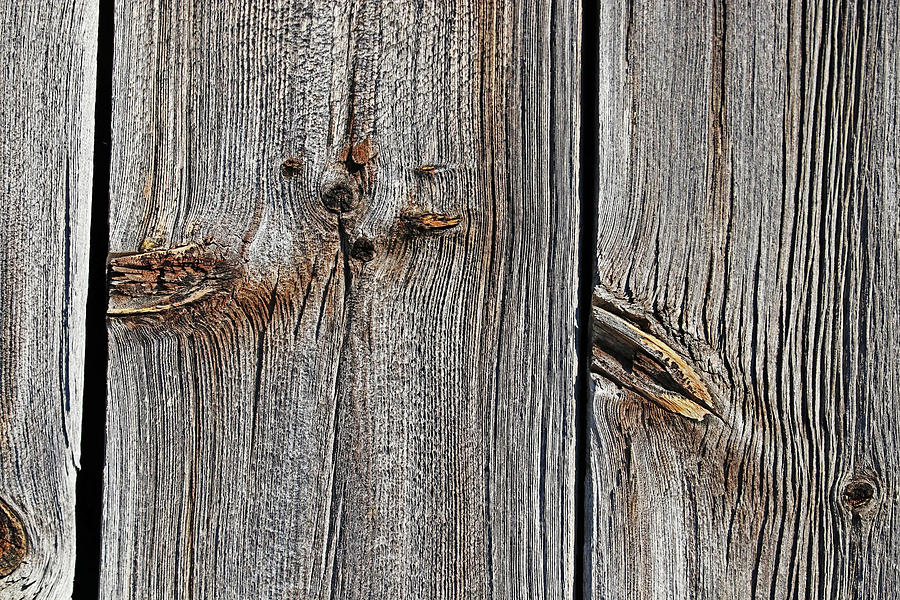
[102,0,579,597]
[0,1,97,597]
[589,0,900,597]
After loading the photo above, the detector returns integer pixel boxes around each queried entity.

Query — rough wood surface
[102,0,579,598]
[589,1,900,597]
[0,1,97,597]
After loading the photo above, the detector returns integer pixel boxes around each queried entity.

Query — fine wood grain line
[102,0,579,598]
[0,0,97,597]
[589,0,900,597]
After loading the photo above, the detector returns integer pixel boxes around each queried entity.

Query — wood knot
[400,210,461,234]
[107,242,243,316]
[591,294,716,421]
[320,178,361,213]
[0,498,26,577]
[350,237,375,262]
[843,479,877,511]
[334,136,377,196]
[280,157,303,179]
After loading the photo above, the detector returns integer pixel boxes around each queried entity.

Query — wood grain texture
[589,0,900,597]
[0,0,97,597]
[102,0,579,598]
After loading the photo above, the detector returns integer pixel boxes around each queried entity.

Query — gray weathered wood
[102,0,579,597]
[0,1,97,597]
[589,0,900,597]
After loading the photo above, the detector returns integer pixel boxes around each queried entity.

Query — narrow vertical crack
[72,0,114,597]
[575,1,600,599]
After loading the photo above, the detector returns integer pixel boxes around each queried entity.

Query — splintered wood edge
[107,242,204,270]
[107,242,241,317]
[629,325,713,409]
[400,211,462,232]
[591,304,714,421]
[106,287,219,316]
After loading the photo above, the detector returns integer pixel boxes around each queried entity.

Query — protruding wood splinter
[591,302,716,421]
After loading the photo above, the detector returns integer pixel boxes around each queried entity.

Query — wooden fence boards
[0,1,97,597]
[4,1,896,597]
[102,0,579,598]
[589,1,900,598]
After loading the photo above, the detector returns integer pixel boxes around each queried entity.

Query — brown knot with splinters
[349,137,377,167]
[400,211,461,234]
[591,298,716,421]
[320,138,377,214]
[334,137,378,196]
[281,157,303,179]
[0,497,26,577]
[107,242,243,316]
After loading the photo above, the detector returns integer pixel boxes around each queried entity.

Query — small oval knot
[320,176,361,213]
[280,157,303,179]
[843,478,878,511]
[350,237,375,261]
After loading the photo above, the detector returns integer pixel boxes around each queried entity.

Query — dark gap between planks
[575,1,600,599]
[72,1,114,597]
[575,1,601,598]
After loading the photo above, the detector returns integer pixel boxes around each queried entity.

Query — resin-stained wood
[0,1,97,597]
[102,0,580,598]
[589,1,900,597]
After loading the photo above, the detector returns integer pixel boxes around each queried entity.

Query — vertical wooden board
[0,1,97,597]
[102,0,579,598]
[589,0,900,597]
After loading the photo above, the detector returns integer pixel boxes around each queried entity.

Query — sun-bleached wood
[0,1,97,597]
[589,1,900,597]
[102,0,580,597]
